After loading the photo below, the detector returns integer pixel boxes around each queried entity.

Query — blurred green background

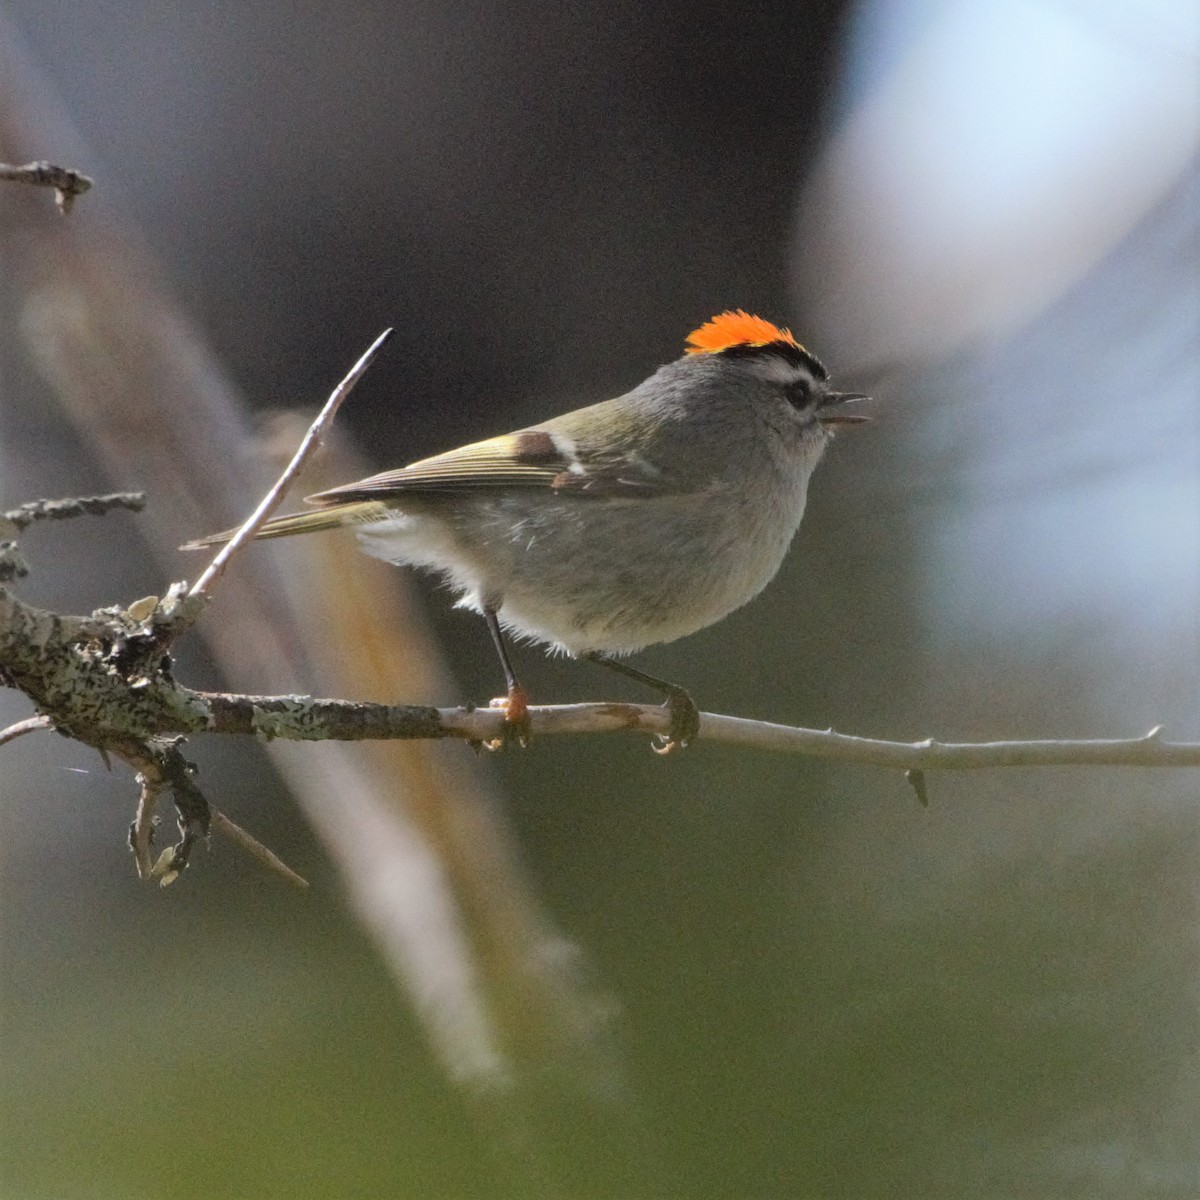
[2,1,1198,1196]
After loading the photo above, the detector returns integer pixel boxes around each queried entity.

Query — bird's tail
[179,500,386,550]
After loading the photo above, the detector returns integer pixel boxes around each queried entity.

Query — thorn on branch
[905,768,929,808]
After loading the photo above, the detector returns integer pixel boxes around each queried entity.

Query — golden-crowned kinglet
[186,311,868,751]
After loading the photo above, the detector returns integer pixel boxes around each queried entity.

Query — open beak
[817,391,872,427]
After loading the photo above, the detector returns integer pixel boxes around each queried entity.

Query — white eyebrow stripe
[746,355,814,386]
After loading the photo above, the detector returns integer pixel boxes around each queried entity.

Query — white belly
[353,482,809,656]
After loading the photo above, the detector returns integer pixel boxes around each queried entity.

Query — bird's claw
[651,686,700,755]
[484,687,532,750]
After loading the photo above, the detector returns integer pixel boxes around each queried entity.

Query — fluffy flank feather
[685,310,804,355]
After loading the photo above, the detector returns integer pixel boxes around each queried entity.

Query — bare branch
[186,328,393,605]
[0,713,52,746]
[188,691,1200,772]
[0,159,93,213]
[690,714,1200,771]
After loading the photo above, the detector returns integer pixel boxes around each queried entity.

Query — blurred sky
[797,0,1198,729]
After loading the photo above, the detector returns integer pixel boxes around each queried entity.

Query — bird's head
[683,310,869,431]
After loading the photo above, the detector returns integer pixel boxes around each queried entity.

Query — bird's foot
[484,685,532,750]
[651,685,700,755]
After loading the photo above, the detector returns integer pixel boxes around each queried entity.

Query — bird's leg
[482,605,531,749]
[583,652,700,754]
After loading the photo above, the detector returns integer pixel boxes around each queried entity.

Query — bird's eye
[785,379,815,409]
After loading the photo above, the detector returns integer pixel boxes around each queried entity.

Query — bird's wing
[305,424,676,505]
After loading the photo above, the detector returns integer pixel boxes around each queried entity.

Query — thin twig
[0,160,93,213]
[210,807,310,889]
[689,715,1198,770]
[189,691,1200,771]
[187,328,393,604]
[0,713,52,746]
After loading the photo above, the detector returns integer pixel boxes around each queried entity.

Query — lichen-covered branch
[1,494,146,583]
[2,491,145,532]
[4,574,1199,797]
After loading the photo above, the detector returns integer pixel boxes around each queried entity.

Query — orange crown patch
[685,310,803,355]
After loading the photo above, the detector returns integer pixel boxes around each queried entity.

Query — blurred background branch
[0,13,640,1193]
[0,156,91,212]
